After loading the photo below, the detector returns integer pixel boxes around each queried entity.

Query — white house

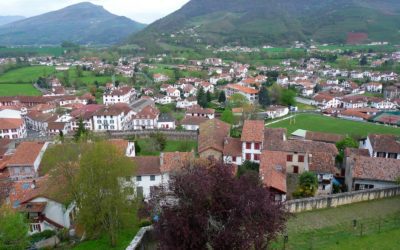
[10,177,76,235]
[265,106,289,119]
[365,82,383,93]
[154,94,172,105]
[185,106,215,119]
[176,97,197,109]
[157,113,176,130]
[360,134,400,159]
[225,84,259,103]
[132,106,160,130]
[166,87,181,98]
[93,103,133,131]
[241,120,265,163]
[103,86,135,105]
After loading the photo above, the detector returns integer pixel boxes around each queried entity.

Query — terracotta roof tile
[223,137,242,156]
[369,134,400,154]
[352,156,400,182]
[133,156,161,176]
[161,152,195,173]
[7,142,46,166]
[199,119,230,153]
[260,151,287,193]
[241,120,265,142]
[305,131,344,144]
[0,118,23,130]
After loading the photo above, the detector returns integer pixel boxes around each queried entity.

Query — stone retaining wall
[286,186,400,213]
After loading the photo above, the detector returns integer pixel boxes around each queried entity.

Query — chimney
[31,180,37,189]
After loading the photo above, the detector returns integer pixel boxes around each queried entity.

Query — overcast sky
[0,0,190,24]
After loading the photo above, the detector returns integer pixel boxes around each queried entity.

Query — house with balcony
[225,84,259,103]
[103,86,135,105]
[132,106,160,130]
[9,176,76,235]
[241,120,265,163]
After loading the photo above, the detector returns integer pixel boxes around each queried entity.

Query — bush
[30,230,56,243]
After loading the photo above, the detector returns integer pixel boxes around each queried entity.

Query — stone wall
[286,186,400,213]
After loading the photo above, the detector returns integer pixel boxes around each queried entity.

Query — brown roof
[180,116,208,126]
[313,93,334,102]
[340,109,372,120]
[305,131,344,144]
[133,156,161,176]
[133,106,159,119]
[26,111,56,122]
[223,137,242,157]
[17,202,47,213]
[186,106,215,115]
[368,134,400,154]
[241,120,265,142]
[94,103,131,116]
[344,148,370,158]
[309,152,337,174]
[263,128,286,148]
[352,156,400,182]
[47,122,66,130]
[260,151,287,193]
[7,142,46,166]
[109,139,129,154]
[0,118,23,130]
[161,152,195,173]
[198,119,230,153]
[107,86,133,96]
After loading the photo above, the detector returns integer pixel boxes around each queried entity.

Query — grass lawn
[272,197,400,250]
[136,139,197,156]
[267,114,400,137]
[72,228,139,250]
[0,83,41,96]
[296,103,317,111]
[0,66,56,83]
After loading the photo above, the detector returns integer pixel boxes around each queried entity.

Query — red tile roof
[241,120,265,142]
[352,156,400,182]
[223,137,242,157]
[260,151,287,193]
[133,156,161,176]
[0,118,23,130]
[161,152,195,173]
[7,142,46,166]
[198,119,231,154]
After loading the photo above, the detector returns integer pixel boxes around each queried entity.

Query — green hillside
[0,2,146,45]
[128,0,400,49]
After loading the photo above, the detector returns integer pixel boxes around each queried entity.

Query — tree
[228,93,248,108]
[221,109,234,124]
[144,163,289,249]
[280,89,296,107]
[293,172,318,198]
[76,142,136,247]
[258,86,270,108]
[196,87,207,108]
[237,160,259,176]
[76,66,83,77]
[335,137,358,163]
[149,132,167,151]
[74,117,88,141]
[360,55,368,66]
[0,205,30,250]
[218,91,226,103]
[206,91,212,103]
[314,83,322,93]
[268,84,282,105]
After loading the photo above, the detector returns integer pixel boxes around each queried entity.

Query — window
[150,175,156,181]
[377,152,386,158]
[246,142,251,149]
[287,155,293,162]
[254,154,260,161]
[136,176,142,182]
[232,156,236,162]
[293,166,299,174]
[136,186,144,197]
[97,120,101,124]
[245,153,251,160]
[254,143,260,150]
[298,155,305,162]
[30,224,41,232]
[98,125,102,130]
[388,153,398,159]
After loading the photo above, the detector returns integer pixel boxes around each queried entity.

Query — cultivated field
[267,114,400,137]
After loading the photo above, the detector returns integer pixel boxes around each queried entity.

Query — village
[0,45,400,249]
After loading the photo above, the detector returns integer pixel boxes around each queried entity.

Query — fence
[274,213,400,249]
[286,186,400,213]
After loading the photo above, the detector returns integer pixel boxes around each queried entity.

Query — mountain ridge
[0,2,146,45]
[0,16,25,26]
[128,0,400,48]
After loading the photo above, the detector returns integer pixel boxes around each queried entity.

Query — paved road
[296,97,314,105]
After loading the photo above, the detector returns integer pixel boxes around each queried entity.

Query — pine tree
[197,87,207,108]
[74,117,88,141]
[258,86,270,108]
[206,91,212,103]
[218,91,226,103]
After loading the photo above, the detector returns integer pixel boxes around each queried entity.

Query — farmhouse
[198,119,231,161]
[225,84,259,103]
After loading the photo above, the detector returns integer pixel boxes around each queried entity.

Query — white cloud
[0,0,189,24]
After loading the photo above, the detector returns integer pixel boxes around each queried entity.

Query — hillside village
[0,47,400,241]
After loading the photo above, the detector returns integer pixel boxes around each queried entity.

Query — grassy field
[0,46,65,57]
[272,197,400,250]
[267,114,400,137]
[296,103,317,111]
[0,66,56,83]
[0,83,41,96]
[136,139,197,156]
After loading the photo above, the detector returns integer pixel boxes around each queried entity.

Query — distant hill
[0,2,146,45]
[129,0,400,48]
[0,16,25,26]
